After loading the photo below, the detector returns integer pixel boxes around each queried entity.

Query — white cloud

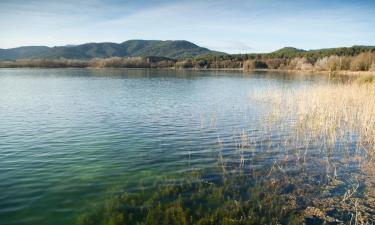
[0,0,374,52]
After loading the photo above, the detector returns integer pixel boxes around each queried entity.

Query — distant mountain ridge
[1,41,374,61]
[0,40,223,60]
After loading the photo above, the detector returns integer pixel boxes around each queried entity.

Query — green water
[0,69,373,225]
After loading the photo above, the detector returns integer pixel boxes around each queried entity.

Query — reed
[78,80,375,225]
[245,81,375,224]
[254,81,375,155]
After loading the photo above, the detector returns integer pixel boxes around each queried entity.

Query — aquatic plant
[251,81,375,224]
[77,169,309,225]
[77,80,375,225]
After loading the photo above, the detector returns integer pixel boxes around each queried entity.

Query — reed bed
[78,80,375,225]
[255,82,375,155]
[247,81,375,224]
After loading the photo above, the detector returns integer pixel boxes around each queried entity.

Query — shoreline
[250,68,375,76]
[0,66,374,76]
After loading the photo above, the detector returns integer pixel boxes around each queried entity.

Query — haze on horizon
[0,0,374,53]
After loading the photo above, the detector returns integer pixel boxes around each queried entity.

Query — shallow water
[0,69,369,225]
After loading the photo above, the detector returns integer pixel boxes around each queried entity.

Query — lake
[0,69,373,225]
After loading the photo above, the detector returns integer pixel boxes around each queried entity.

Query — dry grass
[354,75,375,84]
[248,81,375,224]
[299,83,375,153]
[198,80,375,223]
[254,82,375,154]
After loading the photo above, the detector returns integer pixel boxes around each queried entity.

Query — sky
[0,0,374,53]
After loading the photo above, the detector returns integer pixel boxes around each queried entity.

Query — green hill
[1,42,374,62]
[267,47,306,58]
[0,46,50,60]
[267,46,375,59]
[0,40,223,60]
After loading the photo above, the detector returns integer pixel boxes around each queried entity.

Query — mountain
[0,40,223,60]
[0,46,50,60]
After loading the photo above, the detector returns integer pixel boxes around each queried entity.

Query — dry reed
[254,82,375,155]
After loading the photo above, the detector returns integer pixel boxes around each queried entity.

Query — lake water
[0,69,373,225]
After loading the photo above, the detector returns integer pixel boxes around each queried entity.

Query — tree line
[1,46,374,72]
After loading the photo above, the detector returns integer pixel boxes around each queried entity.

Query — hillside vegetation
[0,40,221,60]
[1,43,375,73]
[178,45,375,71]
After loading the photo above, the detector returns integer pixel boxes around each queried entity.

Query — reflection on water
[0,69,373,225]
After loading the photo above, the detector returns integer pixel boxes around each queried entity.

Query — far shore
[175,68,375,76]
[1,66,374,77]
[251,68,375,76]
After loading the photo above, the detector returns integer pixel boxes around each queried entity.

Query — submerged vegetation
[77,171,306,225]
[77,80,375,225]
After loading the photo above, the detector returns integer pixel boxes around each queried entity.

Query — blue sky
[0,0,374,53]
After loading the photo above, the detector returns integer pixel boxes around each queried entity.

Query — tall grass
[261,82,375,153]
[245,81,375,224]
[252,82,375,177]
[77,80,375,225]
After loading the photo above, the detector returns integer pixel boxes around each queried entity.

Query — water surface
[0,69,355,225]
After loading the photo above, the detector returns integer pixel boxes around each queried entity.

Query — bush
[339,56,352,70]
[89,57,150,68]
[314,56,352,71]
[151,60,175,68]
[243,60,254,71]
[288,57,313,70]
[264,58,287,69]
[350,52,375,71]
[253,60,268,69]
[243,60,268,71]
[175,60,193,69]
[314,56,335,71]
[370,62,375,71]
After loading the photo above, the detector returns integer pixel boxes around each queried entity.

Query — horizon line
[0,39,374,55]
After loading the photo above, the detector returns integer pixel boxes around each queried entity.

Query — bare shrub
[370,62,375,72]
[288,57,313,70]
[314,56,337,71]
[339,56,352,70]
[314,56,352,71]
[89,57,149,68]
[243,60,254,71]
[350,52,375,71]
[175,60,193,69]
